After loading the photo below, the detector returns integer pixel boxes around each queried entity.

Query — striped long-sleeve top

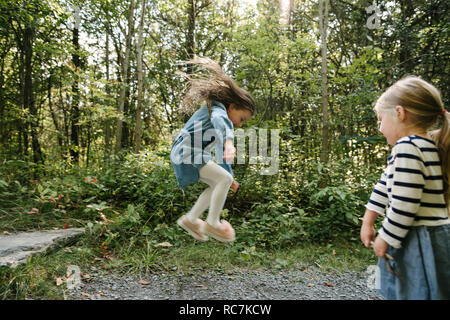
[366,135,449,248]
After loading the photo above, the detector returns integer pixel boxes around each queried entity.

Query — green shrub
[228,157,379,247]
[1,141,382,250]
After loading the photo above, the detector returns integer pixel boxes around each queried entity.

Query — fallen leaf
[81,292,91,297]
[55,277,65,286]
[194,284,205,287]
[324,282,334,287]
[138,280,150,285]
[99,212,113,223]
[27,208,39,215]
[155,241,173,248]
[81,273,91,281]
[307,283,315,287]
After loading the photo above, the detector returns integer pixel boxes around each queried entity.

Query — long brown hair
[178,57,255,117]
[375,75,450,205]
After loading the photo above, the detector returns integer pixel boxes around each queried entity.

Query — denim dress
[170,101,234,189]
[377,224,450,300]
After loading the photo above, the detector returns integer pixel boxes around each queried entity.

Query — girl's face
[227,104,252,128]
[377,109,401,146]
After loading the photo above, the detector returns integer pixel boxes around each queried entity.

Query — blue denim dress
[170,101,234,189]
[377,224,450,300]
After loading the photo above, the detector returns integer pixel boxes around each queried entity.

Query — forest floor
[1,226,382,300]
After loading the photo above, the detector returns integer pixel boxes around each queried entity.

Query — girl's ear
[395,105,407,121]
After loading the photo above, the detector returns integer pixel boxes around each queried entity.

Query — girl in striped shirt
[360,76,450,299]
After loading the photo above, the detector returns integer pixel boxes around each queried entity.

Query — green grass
[0,227,377,300]
[114,239,376,274]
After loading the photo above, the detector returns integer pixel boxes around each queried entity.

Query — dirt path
[66,266,382,300]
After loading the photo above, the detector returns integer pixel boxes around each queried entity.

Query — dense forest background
[0,0,449,247]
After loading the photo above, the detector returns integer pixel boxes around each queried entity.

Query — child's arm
[378,143,425,249]
[360,209,378,248]
[223,138,236,163]
[361,209,389,257]
[362,168,389,249]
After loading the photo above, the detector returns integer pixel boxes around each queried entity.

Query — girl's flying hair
[375,75,450,205]
[178,57,255,117]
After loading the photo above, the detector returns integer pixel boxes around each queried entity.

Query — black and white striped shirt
[366,135,449,248]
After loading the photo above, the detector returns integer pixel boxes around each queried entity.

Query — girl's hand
[360,209,378,248]
[223,139,236,163]
[231,180,240,193]
[373,235,389,257]
[360,223,376,248]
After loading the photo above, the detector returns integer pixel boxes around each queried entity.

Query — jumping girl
[170,57,255,243]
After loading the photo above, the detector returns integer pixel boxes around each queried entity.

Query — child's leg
[186,187,213,223]
[198,161,233,227]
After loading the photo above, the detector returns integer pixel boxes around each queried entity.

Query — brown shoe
[200,220,235,243]
[177,215,209,242]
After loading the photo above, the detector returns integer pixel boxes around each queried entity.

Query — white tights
[186,161,233,228]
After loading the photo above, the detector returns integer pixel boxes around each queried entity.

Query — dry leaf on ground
[155,241,173,247]
[55,277,65,286]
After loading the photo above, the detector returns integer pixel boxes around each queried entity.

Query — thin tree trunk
[319,0,330,165]
[186,0,196,71]
[23,26,43,164]
[48,74,63,150]
[70,5,81,164]
[115,0,135,153]
[104,32,111,153]
[18,45,26,157]
[59,76,69,160]
[134,0,146,153]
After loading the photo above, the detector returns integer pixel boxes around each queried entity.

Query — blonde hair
[177,57,255,117]
[375,75,450,205]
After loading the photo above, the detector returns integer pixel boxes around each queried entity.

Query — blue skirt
[377,224,450,300]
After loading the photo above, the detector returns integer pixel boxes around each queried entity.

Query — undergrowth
[0,142,382,299]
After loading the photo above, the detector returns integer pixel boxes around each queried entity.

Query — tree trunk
[104,32,111,153]
[48,74,63,150]
[186,0,196,72]
[134,0,146,153]
[398,0,414,74]
[319,0,330,165]
[115,0,135,154]
[17,43,26,157]
[70,5,81,164]
[23,26,43,164]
